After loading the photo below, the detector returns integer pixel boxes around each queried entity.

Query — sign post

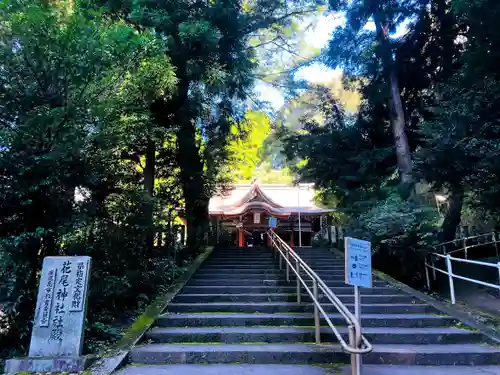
[5,256,93,374]
[345,237,372,375]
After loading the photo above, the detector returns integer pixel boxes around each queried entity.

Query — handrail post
[313,280,320,344]
[296,260,301,304]
[354,285,362,375]
[425,261,431,290]
[431,258,436,281]
[286,245,290,283]
[279,244,283,270]
[497,262,500,297]
[349,325,358,375]
[445,255,456,304]
[464,239,468,259]
[493,232,499,257]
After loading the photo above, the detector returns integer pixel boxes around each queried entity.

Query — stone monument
[4,256,94,374]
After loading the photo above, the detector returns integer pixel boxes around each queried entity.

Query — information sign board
[268,217,278,229]
[345,237,372,288]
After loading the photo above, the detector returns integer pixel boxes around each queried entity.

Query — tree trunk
[10,237,41,349]
[374,14,414,196]
[438,185,464,243]
[174,83,209,253]
[388,69,413,187]
[178,128,209,252]
[144,137,156,253]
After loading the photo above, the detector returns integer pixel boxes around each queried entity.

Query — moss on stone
[115,246,214,351]
[454,321,481,332]
[313,362,345,373]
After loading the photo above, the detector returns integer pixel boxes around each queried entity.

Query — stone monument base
[4,355,95,374]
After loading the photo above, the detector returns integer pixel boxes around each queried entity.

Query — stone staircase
[116,246,500,374]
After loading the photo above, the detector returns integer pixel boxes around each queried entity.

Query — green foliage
[0,0,329,366]
[352,195,439,247]
[415,0,500,221]
[278,0,500,289]
[88,0,326,251]
[0,0,182,364]
[281,75,395,211]
[226,111,273,182]
[346,194,440,286]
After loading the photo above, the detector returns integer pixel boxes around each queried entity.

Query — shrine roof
[209,183,335,216]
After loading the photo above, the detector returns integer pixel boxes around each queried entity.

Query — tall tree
[91,0,324,250]
[415,0,500,239]
[326,0,427,195]
[0,0,175,347]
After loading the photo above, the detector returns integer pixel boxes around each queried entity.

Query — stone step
[167,302,434,314]
[288,268,347,273]
[157,313,457,328]
[207,258,275,262]
[295,254,341,258]
[205,259,274,263]
[192,273,363,280]
[295,253,342,259]
[202,264,276,268]
[199,266,280,272]
[186,279,388,287]
[197,267,281,275]
[206,254,274,258]
[173,293,417,304]
[130,343,500,365]
[301,265,346,269]
[300,265,345,270]
[299,261,344,265]
[295,253,341,257]
[207,257,275,261]
[202,262,277,267]
[180,286,402,295]
[186,279,284,286]
[201,264,277,268]
[113,363,500,375]
[192,273,284,279]
[146,326,481,345]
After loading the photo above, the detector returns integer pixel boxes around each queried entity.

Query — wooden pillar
[290,230,294,247]
[267,229,272,246]
[238,227,244,248]
[180,225,185,245]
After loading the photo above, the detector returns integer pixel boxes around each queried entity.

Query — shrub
[345,195,440,287]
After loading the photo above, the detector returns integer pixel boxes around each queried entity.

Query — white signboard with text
[268,217,278,229]
[254,212,261,224]
[345,237,372,288]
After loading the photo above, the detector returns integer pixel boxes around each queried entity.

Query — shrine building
[209,183,335,247]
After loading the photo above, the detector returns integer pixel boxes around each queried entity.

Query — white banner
[253,212,261,224]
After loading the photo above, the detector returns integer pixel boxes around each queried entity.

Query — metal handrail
[435,232,499,258]
[437,232,494,248]
[425,252,500,305]
[267,230,372,363]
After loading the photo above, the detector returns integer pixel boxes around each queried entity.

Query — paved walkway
[435,255,500,316]
[116,364,500,375]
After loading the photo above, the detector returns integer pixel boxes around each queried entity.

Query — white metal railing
[434,231,499,259]
[425,232,500,304]
[267,230,372,375]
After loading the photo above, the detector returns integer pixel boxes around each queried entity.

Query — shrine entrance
[209,183,335,248]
